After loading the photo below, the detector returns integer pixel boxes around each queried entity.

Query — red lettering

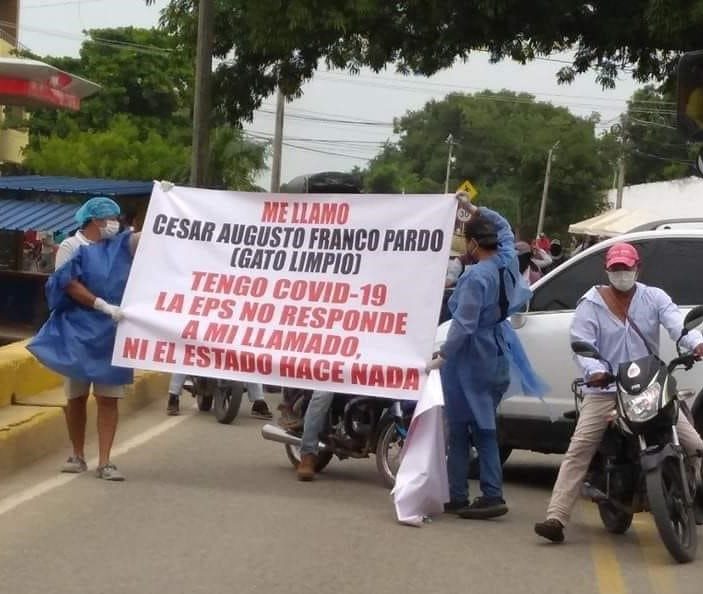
[122,337,148,360]
[261,201,288,223]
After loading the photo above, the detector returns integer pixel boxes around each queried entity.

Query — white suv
[435,229,703,464]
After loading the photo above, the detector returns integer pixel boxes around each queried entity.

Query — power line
[0,20,173,56]
[316,71,661,107]
[23,0,108,8]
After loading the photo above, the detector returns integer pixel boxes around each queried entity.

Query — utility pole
[270,87,285,192]
[536,140,560,238]
[444,134,455,194]
[190,0,214,187]
[615,155,626,209]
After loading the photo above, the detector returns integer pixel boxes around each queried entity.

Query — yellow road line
[586,506,629,594]
[634,516,679,594]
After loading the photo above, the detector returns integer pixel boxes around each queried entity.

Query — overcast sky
[16,0,641,188]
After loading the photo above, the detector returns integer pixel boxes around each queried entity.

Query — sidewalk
[0,340,168,477]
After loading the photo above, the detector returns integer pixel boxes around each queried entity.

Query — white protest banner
[113,184,456,400]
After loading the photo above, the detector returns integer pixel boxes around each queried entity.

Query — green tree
[21,27,267,189]
[150,0,703,123]
[25,27,193,145]
[361,91,610,237]
[620,86,694,185]
[23,116,189,181]
[208,125,268,190]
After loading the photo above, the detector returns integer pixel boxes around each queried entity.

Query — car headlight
[622,382,660,422]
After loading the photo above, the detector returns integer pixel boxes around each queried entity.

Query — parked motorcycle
[570,305,703,563]
[185,376,245,424]
[261,388,412,488]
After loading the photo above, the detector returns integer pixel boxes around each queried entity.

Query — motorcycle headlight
[622,382,661,422]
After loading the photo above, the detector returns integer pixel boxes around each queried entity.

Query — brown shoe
[297,454,317,481]
[534,518,565,543]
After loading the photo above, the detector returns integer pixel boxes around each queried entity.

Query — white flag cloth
[392,370,449,526]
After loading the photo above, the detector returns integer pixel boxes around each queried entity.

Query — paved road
[0,395,701,594]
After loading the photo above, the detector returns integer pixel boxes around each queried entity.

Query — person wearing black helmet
[427,195,546,519]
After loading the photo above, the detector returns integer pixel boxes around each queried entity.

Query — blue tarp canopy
[0,198,79,233]
[0,176,152,197]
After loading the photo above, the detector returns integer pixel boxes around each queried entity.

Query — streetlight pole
[536,140,560,238]
[269,87,285,192]
[444,134,454,194]
[190,0,214,187]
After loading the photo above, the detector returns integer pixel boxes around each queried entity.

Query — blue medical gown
[27,232,134,385]
[440,209,548,429]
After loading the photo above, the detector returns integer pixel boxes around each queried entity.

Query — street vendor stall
[568,208,661,238]
[0,176,152,343]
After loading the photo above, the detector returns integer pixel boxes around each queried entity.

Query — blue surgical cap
[75,196,121,226]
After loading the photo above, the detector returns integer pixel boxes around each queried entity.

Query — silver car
[434,229,703,466]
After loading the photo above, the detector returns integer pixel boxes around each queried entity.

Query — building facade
[0,1,27,166]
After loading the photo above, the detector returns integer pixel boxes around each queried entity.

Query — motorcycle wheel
[646,457,698,563]
[597,502,633,534]
[284,444,333,473]
[196,394,213,412]
[375,419,406,489]
[213,382,244,424]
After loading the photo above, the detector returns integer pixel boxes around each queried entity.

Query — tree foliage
[151,0,703,123]
[23,116,189,180]
[22,27,267,188]
[620,86,694,185]
[361,91,611,237]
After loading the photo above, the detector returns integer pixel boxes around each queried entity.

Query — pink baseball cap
[605,242,640,269]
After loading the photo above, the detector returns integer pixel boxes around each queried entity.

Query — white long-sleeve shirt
[570,283,703,393]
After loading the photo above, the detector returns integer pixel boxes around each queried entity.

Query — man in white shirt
[535,242,703,542]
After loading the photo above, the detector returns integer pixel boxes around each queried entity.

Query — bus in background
[281,171,363,194]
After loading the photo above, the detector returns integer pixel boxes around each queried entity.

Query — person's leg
[167,373,186,415]
[535,395,614,541]
[61,379,89,473]
[677,413,703,477]
[95,385,125,481]
[246,382,272,419]
[473,423,503,499]
[446,421,471,510]
[675,413,703,524]
[457,421,507,519]
[298,390,334,481]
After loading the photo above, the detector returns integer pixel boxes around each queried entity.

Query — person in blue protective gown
[427,194,547,519]
[28,197,140,481]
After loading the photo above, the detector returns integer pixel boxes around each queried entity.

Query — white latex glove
[157,180,174,192]
[425,355,445,374]
[93,297,124,322]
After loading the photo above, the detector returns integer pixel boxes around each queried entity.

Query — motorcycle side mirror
[571,341,602,360]
[683,305,703,332]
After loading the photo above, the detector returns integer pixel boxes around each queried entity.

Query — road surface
[0,395,700,594]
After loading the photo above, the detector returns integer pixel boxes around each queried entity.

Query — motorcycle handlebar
[668,353,697,373]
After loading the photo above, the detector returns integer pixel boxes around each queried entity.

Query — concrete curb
[0,341,62,408]
[0,371,170,479]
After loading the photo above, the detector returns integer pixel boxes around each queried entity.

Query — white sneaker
[61,456,87,474]
[96,463,125,481]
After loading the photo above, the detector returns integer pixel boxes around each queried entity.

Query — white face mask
[100,220,120,239]
[607,270,637,292]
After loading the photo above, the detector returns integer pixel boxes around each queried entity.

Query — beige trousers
[546,395,703,526]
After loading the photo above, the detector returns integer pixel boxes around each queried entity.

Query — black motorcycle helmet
[464,216,498,249]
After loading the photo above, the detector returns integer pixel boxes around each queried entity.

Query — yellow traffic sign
[457,179,478,200]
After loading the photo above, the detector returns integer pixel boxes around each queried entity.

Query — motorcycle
[570,304,703,563]
[261,388,412,488]
[185,376,245,424]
